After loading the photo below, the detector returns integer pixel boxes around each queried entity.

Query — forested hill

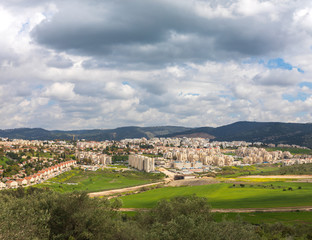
[161,121,312,148]
[0,126,191,141]
[1,121,312,148]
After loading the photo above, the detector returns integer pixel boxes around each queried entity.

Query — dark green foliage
[1,191,312,240]
[134,195,259,240]
[112,155,129,163]
[0,188,122,240]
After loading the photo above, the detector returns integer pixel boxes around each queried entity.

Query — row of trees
[0,189,312,240]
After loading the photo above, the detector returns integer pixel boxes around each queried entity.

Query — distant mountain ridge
[0,126,191,141]
[1,121,312,148]
[161,121,312,148]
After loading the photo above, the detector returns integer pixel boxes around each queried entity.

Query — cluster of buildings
[236,147,293,164]
[128,155,155,172]
[162,147,234,169]
[75,151,112,165]
[0,160,76,189]
[1,135,312,182]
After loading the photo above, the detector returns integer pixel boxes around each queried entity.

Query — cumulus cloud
[0,0,312,130]
[43,82,76,101]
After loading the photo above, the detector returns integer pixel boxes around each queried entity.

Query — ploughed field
[34,169,164,193]
[120,181,312,209]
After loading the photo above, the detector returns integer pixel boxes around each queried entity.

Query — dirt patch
[167,178,220,187]
[88,181,163,197]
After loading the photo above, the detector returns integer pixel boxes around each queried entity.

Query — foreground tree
[0,189,122,240]
[135,195,259,240]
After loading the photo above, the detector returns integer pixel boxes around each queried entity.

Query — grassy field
[120,181,312,209]
[35,169,164,193]
[214,211,312,225]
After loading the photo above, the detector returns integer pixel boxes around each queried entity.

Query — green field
[214,211,312,225]
[35,169,164,193]
[120,182,312,209]
[265,147,312,155]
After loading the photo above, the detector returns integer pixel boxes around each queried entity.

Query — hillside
[161,121,312,148]
[1,122,312,148]
[0,126,191,141]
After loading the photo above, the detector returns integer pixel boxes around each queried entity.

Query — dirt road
[119,206,312,213]
[88,181,163,197]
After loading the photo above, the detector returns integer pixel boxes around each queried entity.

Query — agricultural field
[214,211,312,225]
[35,169,165,193]
[120,181,312,209]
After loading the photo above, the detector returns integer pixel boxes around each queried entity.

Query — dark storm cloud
[31,0,292,67]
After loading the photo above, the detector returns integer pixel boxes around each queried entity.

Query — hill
[0,126,191,141]
[1,121,312,148]
[161,121,312,148]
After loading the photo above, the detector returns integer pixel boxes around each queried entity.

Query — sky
[1,0,312,130]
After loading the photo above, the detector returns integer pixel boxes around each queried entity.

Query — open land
[119,181,312,209]
[34,169,164,193]
[33,164,312,225]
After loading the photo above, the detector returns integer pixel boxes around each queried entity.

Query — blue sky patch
[186,93,200,96]
[283,92,309,102]
[244,57,304,73]
[299,82,312,89]
[266,58,293,70]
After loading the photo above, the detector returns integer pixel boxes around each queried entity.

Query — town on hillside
[0,136,311,189]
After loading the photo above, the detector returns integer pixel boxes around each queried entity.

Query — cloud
[43,82,76,101]
[46,55,73,69]
[30,0,299,67]
[0,0,312,130]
